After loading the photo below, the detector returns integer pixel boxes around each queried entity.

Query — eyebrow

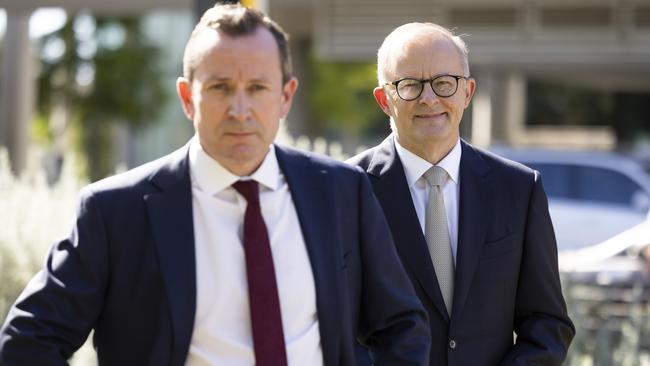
[204,76,230,83]
[203,76,272,84]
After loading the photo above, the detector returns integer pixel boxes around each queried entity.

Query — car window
[574,166,646,208]
[526,163,572,199]
[527,163,648,210]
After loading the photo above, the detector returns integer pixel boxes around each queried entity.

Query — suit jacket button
[449,339,457,349]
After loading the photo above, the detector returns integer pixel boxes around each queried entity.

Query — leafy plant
[36,13,167,181]
[308,59,387,138]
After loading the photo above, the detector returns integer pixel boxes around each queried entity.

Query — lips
[225,131,256,139]
[414,112,446,119]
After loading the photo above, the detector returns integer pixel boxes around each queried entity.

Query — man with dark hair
[182,4,292,84]
[349,22,574,365]
[0,5,430,365]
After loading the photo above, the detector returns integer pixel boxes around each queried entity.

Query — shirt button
[449,339,457,349]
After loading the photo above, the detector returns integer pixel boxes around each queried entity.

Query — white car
[490,147,650,252]
[558,219,650,282]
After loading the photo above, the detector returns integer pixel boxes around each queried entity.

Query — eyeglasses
[384,75,470,101]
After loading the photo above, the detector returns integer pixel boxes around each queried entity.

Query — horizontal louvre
[540,7,612,27]
[448,7,518,27]
[317,0,443,59]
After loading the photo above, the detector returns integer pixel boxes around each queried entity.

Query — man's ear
[373,86,392,117]
[279,77,299,118]
[176,77,194,120]
[463,77,477,108]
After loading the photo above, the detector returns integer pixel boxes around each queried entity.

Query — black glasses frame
[384,74,470,101]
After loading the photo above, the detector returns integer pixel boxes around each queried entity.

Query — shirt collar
[189,136,282,195]
[394,136,461,187]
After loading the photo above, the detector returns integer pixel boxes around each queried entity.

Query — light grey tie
[423,166,454,316]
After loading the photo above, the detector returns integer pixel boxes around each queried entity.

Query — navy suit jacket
[0,143,430,366]
[349,136,575,365]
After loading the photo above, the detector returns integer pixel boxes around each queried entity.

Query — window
[574,166,646,209]
[527,162,648,211]
[528,163,572,199]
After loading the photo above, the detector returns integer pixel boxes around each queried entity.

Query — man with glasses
[349,22,574,365]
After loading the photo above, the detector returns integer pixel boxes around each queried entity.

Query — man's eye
[400,80,420,88]
[249,84,268,92]
[210,83,229,91]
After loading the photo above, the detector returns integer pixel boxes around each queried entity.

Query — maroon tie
[233,180,288,366]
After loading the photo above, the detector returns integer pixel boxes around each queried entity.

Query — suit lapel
[275,145,341,366]
[451,141,491,319]
[366,136,450,322]
[144,145,196,366]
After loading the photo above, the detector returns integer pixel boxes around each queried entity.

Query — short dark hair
[182,3,292,84]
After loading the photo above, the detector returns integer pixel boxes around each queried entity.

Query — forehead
[191,27,281,79]
[386,30,464,78]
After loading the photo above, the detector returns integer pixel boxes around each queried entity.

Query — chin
[418,123,451,138]
[232,144,269,160]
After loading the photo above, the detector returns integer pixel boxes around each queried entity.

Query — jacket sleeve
[0,187,109,365]
[355,172,431,366]
[500,173,575,365]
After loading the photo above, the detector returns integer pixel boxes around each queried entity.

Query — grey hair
[376,22,470,85]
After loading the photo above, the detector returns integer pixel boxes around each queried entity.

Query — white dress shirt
[394,137,461,263]
[185,138,323,366]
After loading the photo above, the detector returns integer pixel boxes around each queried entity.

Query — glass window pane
[574,166,642,207]
[526,163,573,199]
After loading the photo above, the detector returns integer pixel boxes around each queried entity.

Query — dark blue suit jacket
[349,136,575,365]
[0,143,430,366]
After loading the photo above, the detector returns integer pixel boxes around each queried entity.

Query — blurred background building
[312,0,650,148]
[2,0,650,178]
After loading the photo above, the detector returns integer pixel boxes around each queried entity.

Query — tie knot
[233,180,260,204]
[423,166,447,187]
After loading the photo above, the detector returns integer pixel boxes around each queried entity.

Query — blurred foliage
[0,148,95,365]
[308,59,387,137]
[36,13,167,182]
[30,114,53,144]
[562,274,650,366]
[0,148,84,326]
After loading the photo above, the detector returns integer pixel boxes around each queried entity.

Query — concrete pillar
[0,10,34,176]
[476,72,527,147]
[471,71,493,148]
[502,72,527,144]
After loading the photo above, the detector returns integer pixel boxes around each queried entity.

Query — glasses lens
[396,79,423,101]
[431,75,458,97]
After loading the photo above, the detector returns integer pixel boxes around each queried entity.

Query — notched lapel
[368,137,451,322]
[144,147,196,366]
[452,141,491,319]
[275,146,341,366]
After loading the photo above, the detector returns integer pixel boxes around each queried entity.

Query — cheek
[394,101,412,119]
[199,97,227,118]
[444,97,465,114]
[386,97,401,114]
[257,96,283,117]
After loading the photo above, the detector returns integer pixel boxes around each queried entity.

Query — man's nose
[418,82,440,105]
[227,91,251,121]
